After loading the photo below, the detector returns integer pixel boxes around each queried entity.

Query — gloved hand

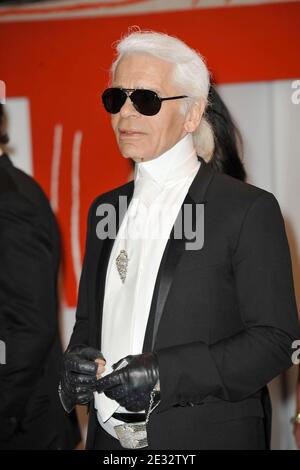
[59,344,105,412]
[95,352,159,412]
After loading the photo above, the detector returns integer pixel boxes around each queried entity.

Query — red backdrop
[0,1,299,306]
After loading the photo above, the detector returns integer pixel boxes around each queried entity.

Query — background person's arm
[0,193,57,442]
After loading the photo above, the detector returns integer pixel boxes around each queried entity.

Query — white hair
[109,27,215,160]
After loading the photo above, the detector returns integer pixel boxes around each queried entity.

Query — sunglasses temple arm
[160,96,188,102]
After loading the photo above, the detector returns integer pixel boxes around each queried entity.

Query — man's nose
[119,95,139,117]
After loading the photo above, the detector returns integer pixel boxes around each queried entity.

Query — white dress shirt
[94,133,201,439]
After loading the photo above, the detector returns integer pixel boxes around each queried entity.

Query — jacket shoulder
[0,162,54,215]
[0,165,18,194]
[210,170,275,207]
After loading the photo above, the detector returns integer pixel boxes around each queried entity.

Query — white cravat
[94,133,200,438]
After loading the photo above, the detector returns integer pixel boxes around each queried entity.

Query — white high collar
[134,133,199,188]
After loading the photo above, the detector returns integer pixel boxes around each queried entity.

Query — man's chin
[120,151,146,163]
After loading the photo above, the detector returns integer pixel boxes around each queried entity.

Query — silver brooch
[116,249,129,283]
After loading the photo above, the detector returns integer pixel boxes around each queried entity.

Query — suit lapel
[143,156,215,351]
[93,182,134,349]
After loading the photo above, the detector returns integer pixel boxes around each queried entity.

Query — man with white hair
[59,29,299,450]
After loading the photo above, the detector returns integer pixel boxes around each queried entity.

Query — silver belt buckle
[114,421,148,449]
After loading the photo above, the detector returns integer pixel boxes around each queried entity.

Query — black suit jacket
[69,156,299,450]
[0,154,81,449]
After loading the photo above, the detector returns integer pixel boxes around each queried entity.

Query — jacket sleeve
[67,200,95,348]
[156,192,300,413]
[0,193,57,437]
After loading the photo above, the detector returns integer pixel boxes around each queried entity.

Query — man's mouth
[119,129,144,137]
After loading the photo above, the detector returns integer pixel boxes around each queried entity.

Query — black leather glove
[59,344,105,412]
[95,352,159,412]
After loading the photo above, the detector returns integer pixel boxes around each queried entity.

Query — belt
[112,412,146,423]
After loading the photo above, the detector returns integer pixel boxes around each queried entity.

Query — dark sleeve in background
[0,171,81,448]
[0,192,57,434]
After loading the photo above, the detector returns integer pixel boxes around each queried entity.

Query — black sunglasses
[101,87,188,116]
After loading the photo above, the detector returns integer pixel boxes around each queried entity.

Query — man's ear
[184,100,205,133]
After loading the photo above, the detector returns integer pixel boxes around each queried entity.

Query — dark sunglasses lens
[102,88,126,114]
[131,90,161,116]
